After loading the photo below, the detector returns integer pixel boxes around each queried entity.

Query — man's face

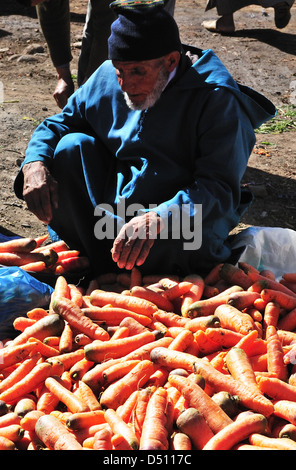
[112,56,173,111]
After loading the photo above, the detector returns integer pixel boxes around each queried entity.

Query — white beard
[124,67,170,111]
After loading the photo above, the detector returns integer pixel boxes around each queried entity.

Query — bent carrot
[266,325,288,381]
[168,374,233,434]
[52,297,109,341]
[90,289,157,316]
[214,304,255,335]
[10,314,65,347]
[99,360,155,410]
[0,362,52,404]
[249,433,296,450]
[105,408,139,450]
[203,412,267,450]
[84,330,157,362]
[225,347,260,393]
[0,341,38,371]
[139,387,169,450]
[35,414,83,450]
[45,376,89,413]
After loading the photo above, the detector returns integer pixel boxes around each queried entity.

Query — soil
[0,0,296,243]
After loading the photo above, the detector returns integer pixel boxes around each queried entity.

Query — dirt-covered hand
[111,212,164,270]
[22,161,58,224]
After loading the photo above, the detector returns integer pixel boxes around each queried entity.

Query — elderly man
[14,0,276,278]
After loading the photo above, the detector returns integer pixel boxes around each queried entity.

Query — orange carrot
[46,348,85,371]
[274,400,296,426]
[119,336,174,362]
[139,387,169,450]
[0,362,53,404]
[76,380,102,411]
[69,358,94,382]
[257,376,296,402]
[13,316,36,332]
[105,408,139,450]
[134,387,153,439]
[227,291,260,310]
[163,280,194,301]
[57,250,80,261]
[203,412,267,450]
[109,326,130,340]
[93,427,113,450]
[180,275,205,316]
[0,412,21,428]
[168,374,233,434]
[168,329,194,352]
[59,322,73,354]
[44,376,89,413]
[51,275,70,302]
[69,283,84,307]
[119,316,151,335]
[116,389,139,423]
[27,337,59,358]
[234,329,259,354]
[249,433,296,450]
[184,285,244,317]
[26,308,48,321]
[185,315,220,332]
[21,261,48,272]
[205,327,244,348]
[99,360,155,410]
[20,410,45,431]
[214,304,255,335]
[282,273,296,283]
[65,410,105,431]
[90,289,157,316]
[0,341,38,371]
[219,263,253,289]
[265,325,287,381]
[10,313,65,347]
[84,330,157,362]
[261,289,296,310]
[52,297,109,341]
[0,354,40,394]
[0,237,37,253]
[129,266,142,288]
[152,309,188,328]
[35,414,83,450]
[175,407,214,449]
[101,360,140,385]
[34,234,49,248]
[0,424,24,442]
[171,432,192,450]
[36,373,71,414]
[130,285,174,311]
[0,435,16,450]
[81,359,122,394]
[204,263,224,285]
[83,305,152,327]
[225,347,260,392]
[277,307,296,331]
[263,301,281,330]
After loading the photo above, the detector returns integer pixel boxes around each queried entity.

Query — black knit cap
[108,0,182,61]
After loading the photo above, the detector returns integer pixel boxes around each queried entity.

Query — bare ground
[0,0,295,243]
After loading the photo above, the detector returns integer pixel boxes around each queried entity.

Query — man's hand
[22,161,58,224]
[111,212,164,270]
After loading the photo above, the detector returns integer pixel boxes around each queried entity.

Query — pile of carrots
[0,235,89,274]
[1,262,296,450]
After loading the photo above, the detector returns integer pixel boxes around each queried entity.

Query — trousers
[206,0,294,16]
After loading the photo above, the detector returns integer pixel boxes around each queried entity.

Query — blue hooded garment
[14,48,276,276]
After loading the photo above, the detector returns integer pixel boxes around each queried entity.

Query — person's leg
[49,132,117,275]
[78,0,115,86]
[164,0,176,15]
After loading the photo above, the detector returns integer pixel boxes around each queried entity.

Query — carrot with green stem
[35,414,83,450]
[52,296,109,341]
[203,412,267,450]
[100,360,156,410]
[139,387,169,450]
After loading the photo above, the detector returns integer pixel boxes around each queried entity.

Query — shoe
[274,2,291,28]
[202,18,235,33]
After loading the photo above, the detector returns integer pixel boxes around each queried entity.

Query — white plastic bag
[231,226,296,281]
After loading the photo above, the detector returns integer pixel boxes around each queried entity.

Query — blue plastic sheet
[0,266,53,340]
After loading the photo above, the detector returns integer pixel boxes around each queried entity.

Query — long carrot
[168,374,233,434]
[52,297,109,341]
[219,263,253,290]
[185,315,220,332]
[273,400,296,426]
[205,327,244,348]
[99,360,155,410]
[27,337,59,358]
[185,285,244,317]
[257,376,296,402]
[261,289,296,310]
[0,237,37,253]
[65,410,105,431]
[83,306,152,327]
[59,322,73,354]
[134,387,153,439]
[90,289,158,316]
[84,330,157,362]
[130,285,174,311]
[116,389,140,423]
[227,291,261,310]
[277,307,296,331]
[249,433,296,450]
[0,341,38,371]
[36,372,71,414]
[102,360,140,385]
[266,325,288,381]
[180,274,205,316]
[35,414,83,450]
[105,408,139,450]
[10,314,65,346]
[139,387,169,450]
[152,309,188,328]
[45,376,89,413]
[0,362,53,404]
[225,347,260,393]
[203,412,267,450]
[214,304,255,335]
